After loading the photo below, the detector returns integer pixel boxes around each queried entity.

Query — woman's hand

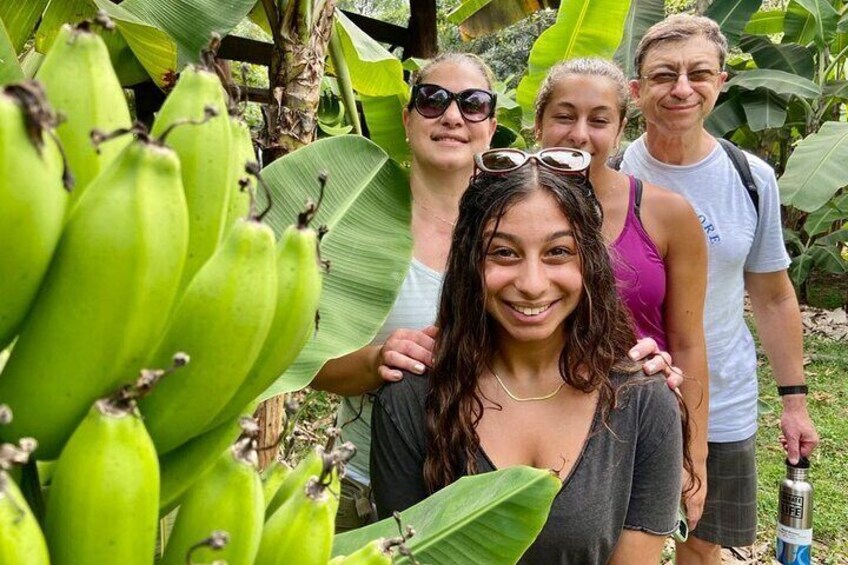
[376,325,439,382]
[628,337,683,390]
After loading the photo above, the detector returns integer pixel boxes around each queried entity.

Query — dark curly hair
[423,164,695,494]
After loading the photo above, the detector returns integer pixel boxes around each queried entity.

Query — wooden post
[406,0,438,59]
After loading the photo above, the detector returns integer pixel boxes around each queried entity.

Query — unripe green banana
[331,539,396,565]
[261,454,292,511]
[43,378,161,565]
[150,66,232,291]
[36,22,132,202]
[160,437,263,565]
[255,467,340,565]
[223,114,254,230]
[0,471,49,565]
[139,217,277,454]
[265,446,324,518]
[0,82,69,350]
[0,134,189,459]
[207,223,322,431]
[158,411,250,516]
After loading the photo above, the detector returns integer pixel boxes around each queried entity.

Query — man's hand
[779,395,819,464]
[376,325,439,382]
[629,337,683,390]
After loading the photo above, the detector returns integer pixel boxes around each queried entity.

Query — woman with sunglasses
[313,54,678,532]
[371,160,694,563]
[534,58,709,530]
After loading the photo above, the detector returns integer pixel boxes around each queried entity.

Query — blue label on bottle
[776,538,811,565]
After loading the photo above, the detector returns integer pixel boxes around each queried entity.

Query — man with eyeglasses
[620,14,818,565]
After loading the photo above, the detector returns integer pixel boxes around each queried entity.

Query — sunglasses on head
[474,148,591,176]
[410,84,497,123]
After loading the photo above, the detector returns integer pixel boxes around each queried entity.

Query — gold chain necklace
[492,371,565,402]
[414,201,456,227]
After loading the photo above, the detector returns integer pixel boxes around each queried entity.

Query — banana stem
[328,22,363,135]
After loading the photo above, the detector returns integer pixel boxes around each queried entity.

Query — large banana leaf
[784,0,839,48]
[260,136,411,397]
[613,0,664,79]
[361,93,411,163]
[447,0,560,40]
[779,121,848,212]
[723,69,821,99]
[333,466,562,564]
[706,90,746,136]
[823,80,848,100]
[705,0,764,47]
[740,89,787,131]
[34,0,92,52]
[92,0,177,87]
[739,35,814,79]
[0,17,23,84]
[328,11,407,98]
[0,0,49,53]
[516,0,631,115]
[118,0,256,66]
[744,10,786,36]
[803,193,848,237]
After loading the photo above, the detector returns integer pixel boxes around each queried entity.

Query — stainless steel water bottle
[776,457,813,565]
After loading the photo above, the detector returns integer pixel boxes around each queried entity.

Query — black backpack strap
[716,138,759,218]
[633,177,644,221]
[608,152,625,171]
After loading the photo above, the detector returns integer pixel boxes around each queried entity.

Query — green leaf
[260,136,411,397]
[613,0,665,79]
[810,244,848,273]
[738,35,815,79]
[333,467,562,563]
[118,0,257,66]
[706,90,747,136]
[448,0,559,40]
[0,0,49,53]
[361,93,411,163]
[784,0,839,48]
[744,10,785,36]
[823,80,848,100]
[779,121,848,212]
[704,0,764,47]
[803,193,848,236]
[741,88,787,131]
[92,0,178,87]
[0,17,23,84]
[839,12,848,34]
[402,57,427,72]
[517,0,632,115]
[789,252,815,287]
[723,69,821,99]
[329,11,407,98]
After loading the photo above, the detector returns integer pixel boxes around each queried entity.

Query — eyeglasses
[640,68,721,86]
[410,84,497,123]
[474,148,591,176]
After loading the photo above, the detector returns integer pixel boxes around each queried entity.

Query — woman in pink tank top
[534,58,710,532]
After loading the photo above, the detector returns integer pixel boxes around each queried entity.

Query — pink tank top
[609,176,668,350]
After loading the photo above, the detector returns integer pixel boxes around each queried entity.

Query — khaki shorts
[335,475,377,533]
[689,434,758,547]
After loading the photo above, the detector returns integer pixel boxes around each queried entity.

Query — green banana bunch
[158,412,252,516]
[261,454,292,511]
[139,216,277,455]
[223,114,254,230]
[265,445,324,518]
[43,369,167,565]
[160,434,264,565]
[0,130,189,459]
[255,454,340,565]
[36,21,132,202]
[0,82,69,350]
[0,420,48,565]
[207,220,322,431]
[150,65,232,291]
[329,540,396,565]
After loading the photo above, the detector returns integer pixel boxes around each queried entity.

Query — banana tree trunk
[257,0,336,469]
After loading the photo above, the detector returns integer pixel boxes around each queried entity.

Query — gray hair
[634,14,728,76]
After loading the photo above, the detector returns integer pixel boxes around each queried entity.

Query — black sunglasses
[409,84,497,123]
[474,148,591,176]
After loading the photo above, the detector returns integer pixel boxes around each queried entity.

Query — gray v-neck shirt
[371,371,682,564]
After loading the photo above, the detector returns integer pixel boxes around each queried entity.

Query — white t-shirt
[338,258,443,484]
[622,135,790,443]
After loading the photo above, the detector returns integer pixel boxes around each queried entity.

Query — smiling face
[483,189,583,350]
[535,74,625,172]
[404,60,498,173]
[630,35,727,137]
